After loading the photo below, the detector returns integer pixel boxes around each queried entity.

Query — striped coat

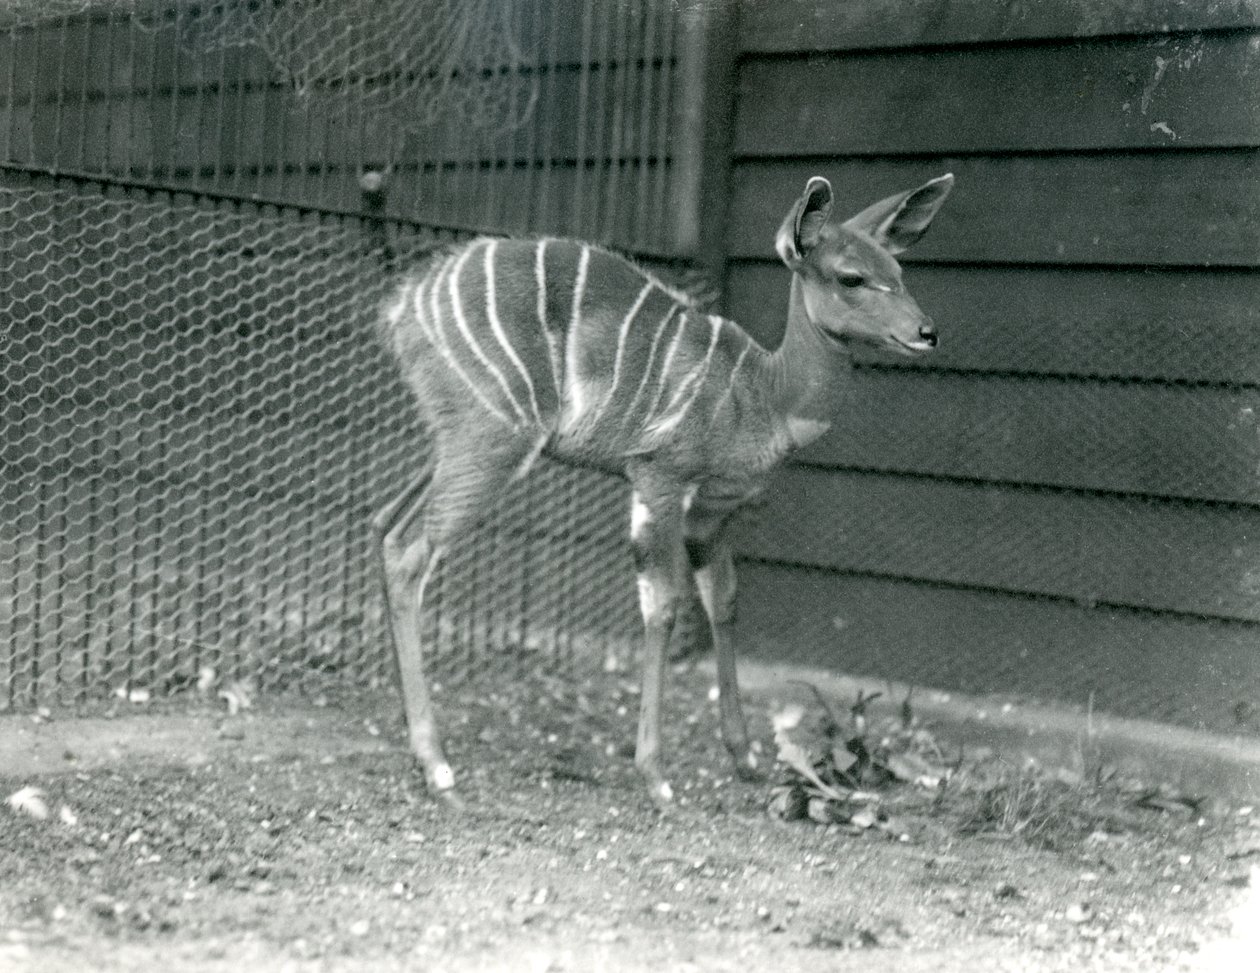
[371,173,953,806]
[382,237,807,484]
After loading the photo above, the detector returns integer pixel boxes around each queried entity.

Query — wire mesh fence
[0,0,707,711]
[0,174,647,709]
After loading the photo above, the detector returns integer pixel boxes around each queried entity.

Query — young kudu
[375,173,954,806]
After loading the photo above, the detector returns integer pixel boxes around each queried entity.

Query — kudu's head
[775,174,954,356]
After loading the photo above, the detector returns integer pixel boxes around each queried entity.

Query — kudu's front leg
[686,513,760,781]
[627,468,689,807]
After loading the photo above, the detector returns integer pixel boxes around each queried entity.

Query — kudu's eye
[838,273,865,289]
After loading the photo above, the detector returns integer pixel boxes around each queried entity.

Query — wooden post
[671,0,739,305]
[669,1,739,661]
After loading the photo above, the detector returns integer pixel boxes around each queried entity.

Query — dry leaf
[830,743,859,774]
[882,751,945,788]
[767,786,809,821]
[772,704,805,734]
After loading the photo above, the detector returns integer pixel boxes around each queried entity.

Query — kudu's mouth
[890,322,938,355]
[891,335,937,354]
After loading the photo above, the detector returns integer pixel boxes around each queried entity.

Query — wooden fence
[723,0,1260,734]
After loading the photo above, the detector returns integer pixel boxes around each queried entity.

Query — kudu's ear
[843,173,954,255]
[775,176,834,269]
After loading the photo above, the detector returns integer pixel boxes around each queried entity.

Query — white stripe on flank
[641,309,691,428]
[411,254,454,346]
[605,281,655,413]
[424,250,514,427]
[535,239,562,392]
[404,278,428,343]
[707,336,753,428]
[563,245,592,421]
[618,304,682,434]
[646,314,722,438]
[485,240,543,424]
[449,241,529,424]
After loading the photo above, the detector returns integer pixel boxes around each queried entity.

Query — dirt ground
[1,667,1256,972]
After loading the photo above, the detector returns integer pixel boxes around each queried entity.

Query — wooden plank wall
[724,0,1260,733]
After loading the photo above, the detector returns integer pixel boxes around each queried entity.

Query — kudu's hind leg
[627,467,689,807]
[375,439,528,803]
[686,510,760,781]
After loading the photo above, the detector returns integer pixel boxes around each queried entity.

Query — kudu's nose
[918,321,938,348]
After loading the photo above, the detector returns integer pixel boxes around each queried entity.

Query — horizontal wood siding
[727,1,1260,723]
[739,0,1260,52]
[739,468,1260,622]
[736,35,1260,155]
[732,563,1260,736]
[796,372,1260,505]
[728,154,1260,266]
[727,263,1260,383]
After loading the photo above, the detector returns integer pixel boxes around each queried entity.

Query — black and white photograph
[1,1,1258,969]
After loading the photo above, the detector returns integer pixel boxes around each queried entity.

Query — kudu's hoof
[639,771,675,812]
[732,751,764,783]
[424,761,464,811]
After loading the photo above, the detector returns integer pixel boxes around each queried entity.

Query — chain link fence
[0,0,705,711]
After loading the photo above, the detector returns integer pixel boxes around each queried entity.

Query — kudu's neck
[763,275,853,422]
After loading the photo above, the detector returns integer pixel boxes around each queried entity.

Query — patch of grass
[767,683,1210,854]
[954,767,1098,849]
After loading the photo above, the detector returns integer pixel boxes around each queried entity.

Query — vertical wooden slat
[211,39,231,189]
[520,0,545,232]
[81,464,96,701]
[101,10,118,174]
[650,8,677,253]
[316,80,340,207]
[535,10,563,234]
[231,46,252,194]
[75,15,91,168]
[588,4,615,237]
[32,479,45,706]
[4,495,16,710]
[101,424,118,694]
[143,5,161,178]
[3,20,16,161]
[52,14,70,169]
[601,0,634,239]
[51,468,65,700]
[192,480,206,680]
[634,0,660,249]
[571,0,595,231]
[25,18,40,161]
[167,4,182,179]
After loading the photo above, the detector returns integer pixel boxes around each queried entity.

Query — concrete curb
[721,659,1260,806]
[4,666,1259,807]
